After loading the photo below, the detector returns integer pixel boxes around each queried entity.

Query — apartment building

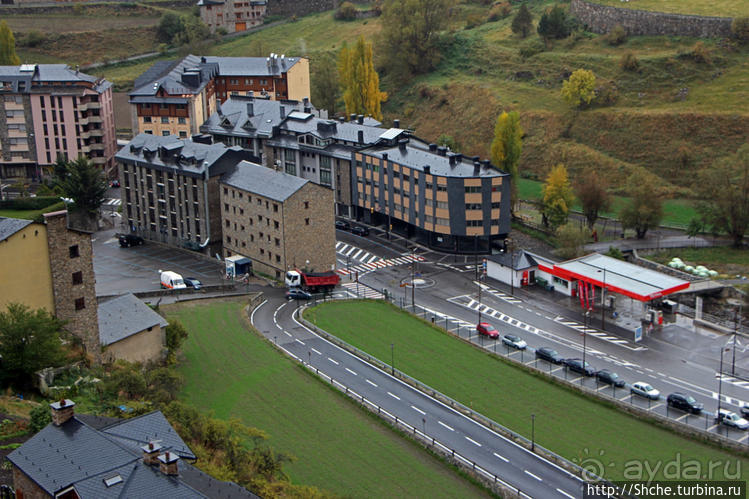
[220,160,335,279]
[198,0,267,34]
[129,54,310,136]
[353,137,511,253]
[115,134,253,255]
[0,64,116,179]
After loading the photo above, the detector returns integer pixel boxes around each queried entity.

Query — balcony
[77,101,101,112]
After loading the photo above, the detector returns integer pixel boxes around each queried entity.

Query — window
[276,254,281,263]
[143,116,152,123]
[305,218,310,225]
[437,185,447,192]
[467,220,483,227]
[161,117,169,124]
[273,204,278,212]
[275,237,280,247]
[74,297,85,310]
[553,276,569,288]
[178,117,186,124]
[69,245,79,258]
[274,221,279,229]
[466,203,482,210]
[162,131,170,136]
[72,271,83,285]
[465,186,481,193]
[436,217,449,226]
[179,131,187,138]
[304,201,309,209]
[224,203,229,211]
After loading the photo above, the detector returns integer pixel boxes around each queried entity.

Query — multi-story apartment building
[115,134,253,255]
[129,54,310,137]
[220,160,335,279]
[198,0,267,34]
[0,64,116,179]
[353,137,511,253]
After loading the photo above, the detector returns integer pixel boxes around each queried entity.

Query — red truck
[285,269,340,293]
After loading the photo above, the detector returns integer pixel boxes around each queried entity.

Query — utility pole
[411,247,415,310]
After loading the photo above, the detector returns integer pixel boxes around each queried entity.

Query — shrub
[465,13,485,29]
[518,38,545,59]
[0,196,60,210]
[537,4,572,40]
[605,24,627,46]
[335,1,358,21]
[690,41,712,64]
[594,80,619,106]
[731,17,749,42]
[488,2,512,22]
[22,30,46,48]
[619,52,639,71]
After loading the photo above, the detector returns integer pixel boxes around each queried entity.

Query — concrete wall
[266,0,338,18]
[285,58,311,102]
[103,325,165,364]
[570,0,733,38]
[0,222,55,313]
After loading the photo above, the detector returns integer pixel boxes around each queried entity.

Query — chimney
[50,399,75,426]
[382,153,388,161]
[350,113,356,122]
[448,154,455,166]
[482,159,491,168]
[141,441,163,465]
[158,451,180,476]
[393,119,400,128]
[247,102,254,116]
[474,161,481,175]
[248,90,254,98]
[358,130,364,144]
[280,106,285,119]
[303,96,310,106]
[454,153,463,163]
[472,155,480,163]
[357,114,364,124]
[428,143,437,152]
[201,56,206,63]
[398,138,409,151]
[338,116,345,123]
[424,165,431,175]
[437,146,447,156]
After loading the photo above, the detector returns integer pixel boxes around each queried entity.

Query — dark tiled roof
[200,95,307,139]
[74,414,122,431]
[97,293,168,347]
[179,462,261,499]
[222,160,308,202]
[102,411,195,460]
[202,55,302,77]
[0,217,33,242]
[487,250,538,270]
[130,55,217,98]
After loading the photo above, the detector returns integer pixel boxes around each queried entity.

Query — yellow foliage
[338,36,386,120]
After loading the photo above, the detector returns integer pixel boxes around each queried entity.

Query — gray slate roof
[0,64,110,93]
[200,95,306,139]
[202,55,302,77]
[222,160,308,202]
[488,250,538,270]
[100,411,195,460]
[0,217,33,242]
[97,293,168,347]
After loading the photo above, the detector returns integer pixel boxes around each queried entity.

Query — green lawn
[592,0,745,17]
[164,299,490,498]
[305,301,749,483]
[648,247,749,276]
[0,202,65,221]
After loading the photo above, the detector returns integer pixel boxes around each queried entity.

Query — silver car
[631,381,660,400]
[502,334,527,350]
[716,409,749,430]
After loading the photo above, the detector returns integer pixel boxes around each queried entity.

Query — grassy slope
[592,0,745,17]
[164,299,489,498]
[305,300,749,482]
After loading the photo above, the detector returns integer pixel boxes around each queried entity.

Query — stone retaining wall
[267,0,338,18]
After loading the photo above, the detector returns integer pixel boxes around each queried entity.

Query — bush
[0,196,60,210]
[537,4,572,40]
[605,24,627,46]
[519,38,545,59]
[594,80,619,106]
[731,17,749,42]
[465,13,485,29]
[690,41,712,64]
[21,30,46,48]
[619,52,639,71]
[335,1,358,21]
[488,2,511,22]
[30,405,51,433]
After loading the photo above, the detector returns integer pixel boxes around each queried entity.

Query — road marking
[557,488,575,499]
[438,421,454,431]
[493,452,509,462]
[366,379,377,387]
[387,391,401,400]
[284,331,292,337]
[649,403,663,411]
[675,413,688,422]
[707,424,718,432]
[620,393,631,401]
[311,348,322,355]
[411,405,426,415]
[345,367,357,376]
[465,436,482,447]
[328,357,339,365]
[524,470,543,481]
[295,338,305,345]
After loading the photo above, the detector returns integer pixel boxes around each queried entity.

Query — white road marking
[311,348,322,355]
[387,391,401,400]
[524,470,542,481]
[493,452,509,462]
[438,421,454,431]
[345,367,357,376]
[284,330,292,337]
[557,488,575,499]
[295,338,305,345]
[411,405,426,415]
[328,357,339,365]
[366,379,377,387]
[465,436,482,447]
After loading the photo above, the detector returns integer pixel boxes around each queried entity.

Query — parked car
[535,347,564,364]
[286,288,312,300]
[335,220,351,231]
[351,225,370,236]
[666,392,703,414]
[563,358,596,376]
[118,233,144,248]
[183,277,202,290]
[110,179,120,188]
[740,405,749,419]
[630,382,660,400]
[476,322,499,339]
[716,409,749,430]
[501,334,527,350]
[595,369,625,388]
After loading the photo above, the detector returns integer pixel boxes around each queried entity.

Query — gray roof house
[98,293,169,363]
[221,159,309,201]
[7,400,257,498]
[0,217,33,242]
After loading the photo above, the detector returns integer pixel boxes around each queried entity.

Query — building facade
[220,160,335,279]
[98,293,169,364]
[129,54,310,137]
[115,134,253,255]
[0,64,117,179]
[198,0,267,34]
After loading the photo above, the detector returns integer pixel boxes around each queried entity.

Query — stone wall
[570,0,733,38]
[267,0,338,18]
[12,466,48,499]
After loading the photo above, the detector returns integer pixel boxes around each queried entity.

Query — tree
[61,157,107,214]
[561,69,596,109]
[619,171,663,239]
[0,303,67,388]
[338,36,387,120]
[156,12,184,44]
[696,144,749,247]
[555,223,588,260]
[436,134,460,152]
[511,4,533,38]
[489,111,523,210]
[537,4,571,41]
[0,21,20,66]
[165,320,189,364]
[311,53,340,115]
[731,17,749,43]
[335,1,358,20]
[379,0,452,78]
[542,164,575,230]
[575,169,611,228]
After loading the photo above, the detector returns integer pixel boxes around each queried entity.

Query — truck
[285,269,340,293]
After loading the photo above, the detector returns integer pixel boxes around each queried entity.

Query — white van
[159,270,186,289]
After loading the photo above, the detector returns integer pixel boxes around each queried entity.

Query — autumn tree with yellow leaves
[338,36,387,120]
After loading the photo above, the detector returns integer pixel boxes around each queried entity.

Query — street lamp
[531,414,536,452]
[411,247,416,311]
[583,309,591,380]
[597,268,607,331]
[733,304,742,376]
[391,343,395,375]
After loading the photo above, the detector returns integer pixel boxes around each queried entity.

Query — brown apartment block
[198,0,267,34]
[221,161,334,279]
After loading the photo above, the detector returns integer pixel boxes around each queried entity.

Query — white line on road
[524,470,543,481]
[311,348,321,355]
[345,367,357,376]
[328,357,339,365]
[493,452,509,462]
[295,338,305,345]
[557,488,575,499]
[366,379,377,387]
[411,405,426,415]
[438,421,454,431]
[465,436,482,447]
[387,391,401,400]
[284,330,292,337]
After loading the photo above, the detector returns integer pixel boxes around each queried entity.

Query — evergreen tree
[61,157,108,214]
[338,36,387,120]
[511,4,533,38]
[537,4,571,41]
[490,111,523,210]
[0,20,20,65]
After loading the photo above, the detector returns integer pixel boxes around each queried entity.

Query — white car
[631,382,660,400]
[716,409,749,430]
[502,334,527,350]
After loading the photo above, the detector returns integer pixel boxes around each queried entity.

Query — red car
[476,322,499,339]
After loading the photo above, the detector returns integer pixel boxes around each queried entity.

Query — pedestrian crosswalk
[715,373,749,389]
[335,241,425,276]
[104,198,121,206]
[341,282,385,299]
[336,242,382,266]
[482,285,522,304]
[552,316,631,345]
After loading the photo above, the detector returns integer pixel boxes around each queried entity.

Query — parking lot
[93,229,225,296]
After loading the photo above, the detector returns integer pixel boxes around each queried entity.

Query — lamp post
[391,343,395,375]
[733,304,741,376]
[411,247,416,311]
[531,414,535,452]
[478,279,482,324]
[598,268,607,331]
[583,309,591,374]
[718,347,726,419]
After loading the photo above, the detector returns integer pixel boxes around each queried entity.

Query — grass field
[0,202,65,221]
[648,247,749,275]
[592,0,746,17]
[305,301,749,483]
[163,299,490,498]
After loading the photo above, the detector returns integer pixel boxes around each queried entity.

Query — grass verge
[0,202,66,221]
[304,300,749,482]
[647,247,749,276]
[163,298,491,498]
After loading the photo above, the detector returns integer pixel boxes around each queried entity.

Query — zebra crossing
[715,373,749,390]
[335,242,425,276]
[553,316,632,346]
[341,282,385,299]
[336,242,382,266]
[483,286,522,304]
[103,198,121,206]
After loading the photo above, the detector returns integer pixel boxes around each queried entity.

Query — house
[198,0,267,34]
[7,399,257,498]
[486,250,539,289]
[220,160,335,279]
[0,211,100,361]
[0,64,117,179]
[98,293,169,364]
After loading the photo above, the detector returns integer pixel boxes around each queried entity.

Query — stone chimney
[141,441,163,465]
[50,399,75,426]
[158,451,180,476]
